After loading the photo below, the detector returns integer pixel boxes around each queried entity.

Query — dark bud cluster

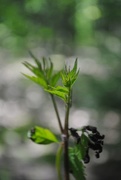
[83,126,105,163]
[83,148,90,163]
[69,128,80,144]
[69,126,105,164]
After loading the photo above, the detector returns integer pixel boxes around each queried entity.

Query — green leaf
[29,51,42,71]
[23,56,61,88]
[22,73,47,88]
[45,86,69,102]
[28,126,59,144]
[51,72,61,86]
[61,71,68,87]
[74,133,89,160]
[46,59,53,78]
[69,58,78,77]
[61,59,79,88]
[23,61,44,78]
[69,147,86,180]
[42,57,46,70]
[68,133,88,180]
[68,59,79,87]
[79,133,89,159]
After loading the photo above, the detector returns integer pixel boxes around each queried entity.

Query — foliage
[69,147,86,180]
[23,54,105,180]
[28,126,58,144]
[45,86,69,102]
[61,59,79,88]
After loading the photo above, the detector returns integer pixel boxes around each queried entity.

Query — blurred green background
[0,0,121,179]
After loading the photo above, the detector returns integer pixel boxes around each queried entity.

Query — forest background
[0,0,121,179]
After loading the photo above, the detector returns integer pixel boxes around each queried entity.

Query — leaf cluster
[23,53,79,104]
[61,59,79,88]
[22,52,61,89]
[45,59,79,103]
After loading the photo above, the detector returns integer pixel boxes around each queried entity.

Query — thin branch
[50,94,63,133]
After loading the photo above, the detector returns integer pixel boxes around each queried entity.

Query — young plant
[22,53,105,180]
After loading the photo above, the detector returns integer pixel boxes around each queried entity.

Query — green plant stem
[56,143,63,180]
[63,87,72,180]
[50,94,63,133]
[63,106,70,180]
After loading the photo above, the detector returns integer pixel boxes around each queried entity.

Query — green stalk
[50,94,63,133]
[56,143,63,180]
[63,87,72,180]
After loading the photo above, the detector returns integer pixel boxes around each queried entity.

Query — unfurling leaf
[28,126,59,144]
[61,59,79,88]
[23,55,61,90]
[23,61,44,78]
[45,86,69,102]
